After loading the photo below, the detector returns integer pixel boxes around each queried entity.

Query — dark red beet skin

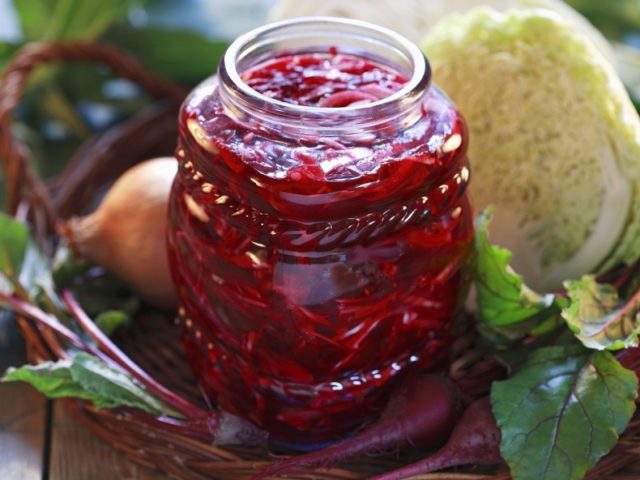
[372,398,503,480]
[168,49,473,444]
[251,375,464,479]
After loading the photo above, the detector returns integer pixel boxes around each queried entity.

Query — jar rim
[223,16,429,113]
[217,17,431,137]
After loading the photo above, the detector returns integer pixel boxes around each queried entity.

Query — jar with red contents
[167,17,473,447]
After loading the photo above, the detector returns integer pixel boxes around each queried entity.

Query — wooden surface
[0,382,46,480]
[0,311,169,480]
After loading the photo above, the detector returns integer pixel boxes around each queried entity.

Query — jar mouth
[218,17,431,138]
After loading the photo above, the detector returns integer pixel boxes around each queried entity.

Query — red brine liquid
[168,40,473,446]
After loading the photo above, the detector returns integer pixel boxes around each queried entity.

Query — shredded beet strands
[167,51,473,444]
[242,53,406,107]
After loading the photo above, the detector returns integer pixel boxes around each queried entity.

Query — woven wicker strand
[0,41,186,234]
[1,40,640,480]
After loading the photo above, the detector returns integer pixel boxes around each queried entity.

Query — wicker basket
[2,41,640,480]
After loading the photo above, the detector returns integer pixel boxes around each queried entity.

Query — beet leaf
[491,345,637,480]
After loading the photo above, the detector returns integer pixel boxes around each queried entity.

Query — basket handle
[0,41,188,232]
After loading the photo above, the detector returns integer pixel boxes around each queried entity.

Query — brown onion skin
[59,157,179,311]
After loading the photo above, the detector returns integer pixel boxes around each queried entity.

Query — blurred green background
[0,0,276,210]
[0,0,638,211]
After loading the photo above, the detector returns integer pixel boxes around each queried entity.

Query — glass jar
[167,17,473,447]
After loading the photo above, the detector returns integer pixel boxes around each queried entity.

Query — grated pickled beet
[242,52,406,107]
[167,50,473,446]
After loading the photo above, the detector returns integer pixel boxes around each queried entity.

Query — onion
[58,157,178,310]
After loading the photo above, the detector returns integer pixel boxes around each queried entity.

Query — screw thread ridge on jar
[179,144,471,250]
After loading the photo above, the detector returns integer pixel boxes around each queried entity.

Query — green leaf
[0,42,20,71]
[493,327,578,374]
[3,358,97,400]
[19,241,53,294]
[12,0,53,41]
[474,209,554,325]
[95,310,130,337]
[3,352,172,416]
[18,241,69,321]
[69,353,168,413]
[473,209,557,342]
[0,213,29,280]
[492,346,637,480]
[15,0,139,42]
[105,25,229,83]
[562,275,640,351]
[565,0,640,42]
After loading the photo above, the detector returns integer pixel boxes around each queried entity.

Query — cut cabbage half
[422,8,640,290]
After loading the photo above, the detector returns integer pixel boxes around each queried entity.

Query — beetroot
[251,374,463,479]
[372,397,502,480]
